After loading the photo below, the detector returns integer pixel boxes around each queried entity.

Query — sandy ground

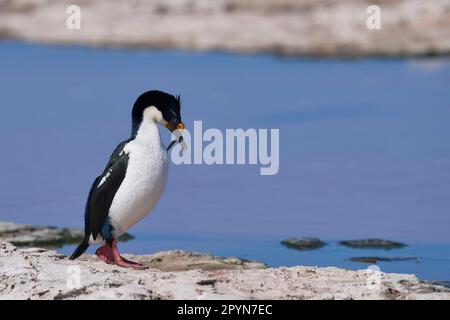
[0,0,449,57]
[1,240,449,300]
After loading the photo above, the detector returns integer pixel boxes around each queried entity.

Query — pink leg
[110,240,147,270]
[95,245,115,264]
[118,255,143,266]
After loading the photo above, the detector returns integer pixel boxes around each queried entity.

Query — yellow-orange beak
[165,121,187,152]
[166,121,185,132]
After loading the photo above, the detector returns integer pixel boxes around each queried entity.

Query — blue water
[57,235,450,282]
[1,42,450,281]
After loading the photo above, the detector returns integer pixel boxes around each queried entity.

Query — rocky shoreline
[1,240,450,300]
[1,0,449,57]
[0,221,133,248]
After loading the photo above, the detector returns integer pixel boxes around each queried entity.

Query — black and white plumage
[70,90,185,269]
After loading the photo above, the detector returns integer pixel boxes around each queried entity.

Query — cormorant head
[131,90,185,137]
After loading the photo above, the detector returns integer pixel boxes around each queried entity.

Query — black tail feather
[69,238,89,260]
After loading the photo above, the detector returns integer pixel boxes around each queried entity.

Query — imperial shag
[70,90,185,269]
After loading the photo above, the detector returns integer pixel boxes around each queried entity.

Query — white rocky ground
[0,0,449,57]
[1,240,449,300]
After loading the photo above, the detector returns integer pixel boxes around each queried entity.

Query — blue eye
[170,118,179,126]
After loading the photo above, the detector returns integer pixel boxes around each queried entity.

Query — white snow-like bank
[1,240,449,300]
[0,0,449,57]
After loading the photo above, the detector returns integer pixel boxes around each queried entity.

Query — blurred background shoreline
[1,0,450,58]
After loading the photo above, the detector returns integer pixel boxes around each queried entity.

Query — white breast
[108,124,169,237]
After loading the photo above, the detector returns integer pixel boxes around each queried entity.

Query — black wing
[85,139,131,241]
